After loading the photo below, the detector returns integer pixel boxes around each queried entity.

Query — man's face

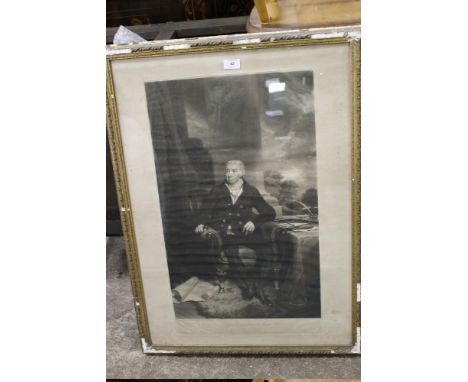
[225,163,244,185]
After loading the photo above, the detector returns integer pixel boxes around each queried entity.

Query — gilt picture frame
[106,27,360,354]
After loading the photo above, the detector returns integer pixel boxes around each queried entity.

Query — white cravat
[225,181,243,205]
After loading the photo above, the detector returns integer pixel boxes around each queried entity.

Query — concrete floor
[106,236,360,379]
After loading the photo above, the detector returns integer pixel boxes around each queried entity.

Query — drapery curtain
[145,81,193,235]
[145,81,215,283]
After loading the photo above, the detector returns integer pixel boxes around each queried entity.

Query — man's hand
[195,224,205,233]
[243,221,255,235]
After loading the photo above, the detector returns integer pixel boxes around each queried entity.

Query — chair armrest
[199,228,222,252]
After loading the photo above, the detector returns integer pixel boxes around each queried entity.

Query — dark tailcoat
[197,181,276,236]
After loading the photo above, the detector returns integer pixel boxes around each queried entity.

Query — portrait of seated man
[194,160,276,305]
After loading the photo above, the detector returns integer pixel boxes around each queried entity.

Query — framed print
[106,26,360,354]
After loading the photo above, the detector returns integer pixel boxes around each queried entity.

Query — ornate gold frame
[106,27,361,354]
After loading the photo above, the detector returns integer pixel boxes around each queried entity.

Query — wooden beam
[106,16,248,44]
